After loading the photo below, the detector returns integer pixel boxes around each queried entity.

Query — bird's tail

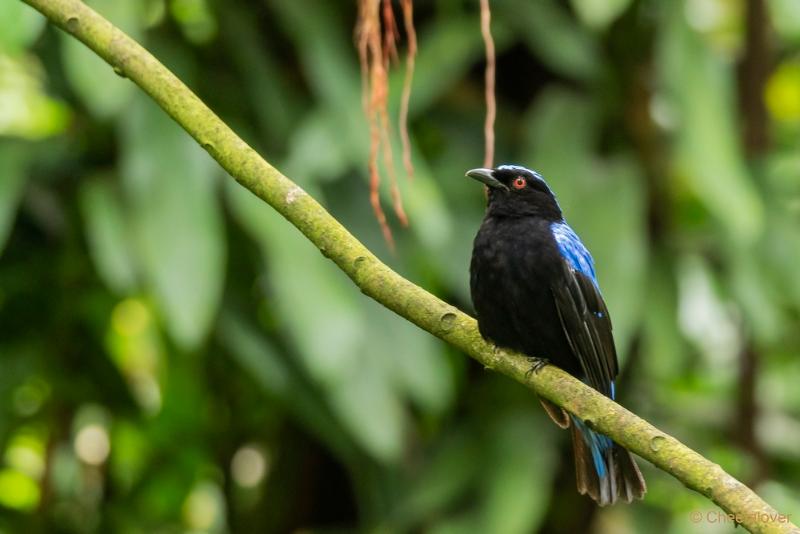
[569,415,646,506]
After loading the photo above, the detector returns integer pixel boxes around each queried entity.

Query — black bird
[467,164,646,506]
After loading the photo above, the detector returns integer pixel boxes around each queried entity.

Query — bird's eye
[512,176,527,190]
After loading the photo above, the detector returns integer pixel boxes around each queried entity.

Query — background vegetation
[1,0,799,532]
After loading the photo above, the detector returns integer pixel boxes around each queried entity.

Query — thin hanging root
[368,61,394,250]
[370,160,395,251]
[356,22,370,116]
[371,62,397,248]
[379,104,408,227]
[382,0,399,65]
[480,0,496,168]
[375,50,408,229]
[356,0,415,246]
[358,0,395,247]
[357,1,381,118]
[399,0,416,180]
[379,0,408,226]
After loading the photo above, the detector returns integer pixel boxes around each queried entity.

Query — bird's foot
[525,357,550,378]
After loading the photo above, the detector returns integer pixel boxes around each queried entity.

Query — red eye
[512,176,527,190]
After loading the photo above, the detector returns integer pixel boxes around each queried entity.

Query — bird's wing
[550,222,618,397]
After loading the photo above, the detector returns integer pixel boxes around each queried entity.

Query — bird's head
[466,165,562,220]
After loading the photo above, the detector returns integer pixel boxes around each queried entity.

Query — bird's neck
[486,201,562,221]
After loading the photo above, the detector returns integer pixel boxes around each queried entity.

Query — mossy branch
[21,1,798,532]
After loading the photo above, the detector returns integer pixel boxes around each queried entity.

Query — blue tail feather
[572,377,615,479]
[571,416,613,479]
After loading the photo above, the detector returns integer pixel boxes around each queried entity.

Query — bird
[467,164,646,506]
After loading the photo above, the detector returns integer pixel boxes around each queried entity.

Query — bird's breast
[470,216,566,349]
[472,217,562,278]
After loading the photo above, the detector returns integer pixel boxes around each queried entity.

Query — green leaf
[641,258,688,382]
[0,54,71,139]
[768,0,800,45]
[219,4,297,142]
[263,0,367,223]
[728,244,783,344]
[110,421,152,491]
[0,142,28,256]
[217,314,288,396]
[226,180,405,462]
[218,311,357,462]
[270,0,361,134]
[170,0,217,45]
[60,0,143,118]
[283,112,350,182]
[479,414,556,534]
[369,300,454,416]
[121,94,225,351]
[327,353,405,462]
[503,0,600,81]
[570,0,632,30]
[0,469,39,511]
[407,15,502,115]
[658,4,763,242]
[393,432,479,529]
[78,176,138,294]
[0,0,45,53]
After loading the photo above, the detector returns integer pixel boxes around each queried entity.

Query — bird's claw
[525,357,550,378]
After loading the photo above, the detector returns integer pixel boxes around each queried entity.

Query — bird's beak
[466,168,508,191]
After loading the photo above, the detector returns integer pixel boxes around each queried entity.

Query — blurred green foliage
[1,0,799,532]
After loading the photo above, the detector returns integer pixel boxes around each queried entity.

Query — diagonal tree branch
[21,1,798,532]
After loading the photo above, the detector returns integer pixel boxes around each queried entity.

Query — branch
[22,1,797,532]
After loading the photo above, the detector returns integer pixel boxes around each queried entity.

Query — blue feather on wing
[550,221,597,285]
[549,220,615,399]
[551,221,617,481]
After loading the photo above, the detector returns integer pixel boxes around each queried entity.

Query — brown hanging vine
[398,0,417,180]
[356,0,409,250]
[479,0,495,168]
[356,0,495,246]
